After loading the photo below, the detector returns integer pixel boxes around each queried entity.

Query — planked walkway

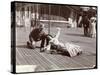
[16,46,96,72]
[16,27,96,72]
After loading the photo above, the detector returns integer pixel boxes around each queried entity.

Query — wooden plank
[35,49,85,70]
[16,48,46,71]
[16,46,96,72]
[71,52,96,68]
[16,48,29,65]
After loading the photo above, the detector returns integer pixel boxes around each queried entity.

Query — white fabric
[89,17,96,38]
[65,43,82,57]
[47,27,83,57]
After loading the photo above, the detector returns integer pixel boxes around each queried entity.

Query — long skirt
[65,43,83,57]
[89,23,96,38]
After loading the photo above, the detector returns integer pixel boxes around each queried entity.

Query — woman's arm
[55,27,61,39]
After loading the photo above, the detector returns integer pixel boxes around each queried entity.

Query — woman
[44,28,83,57]
[89,16,96,38]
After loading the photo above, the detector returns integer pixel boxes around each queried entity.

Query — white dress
[90,17,96,38]
[50,40,83,57]
[65,43,82,57]
[47,28,83,57]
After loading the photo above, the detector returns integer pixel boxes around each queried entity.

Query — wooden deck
[16,46,96,72]
[16,27,96,73]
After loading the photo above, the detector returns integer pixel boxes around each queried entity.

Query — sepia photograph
[11,1,97,73]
